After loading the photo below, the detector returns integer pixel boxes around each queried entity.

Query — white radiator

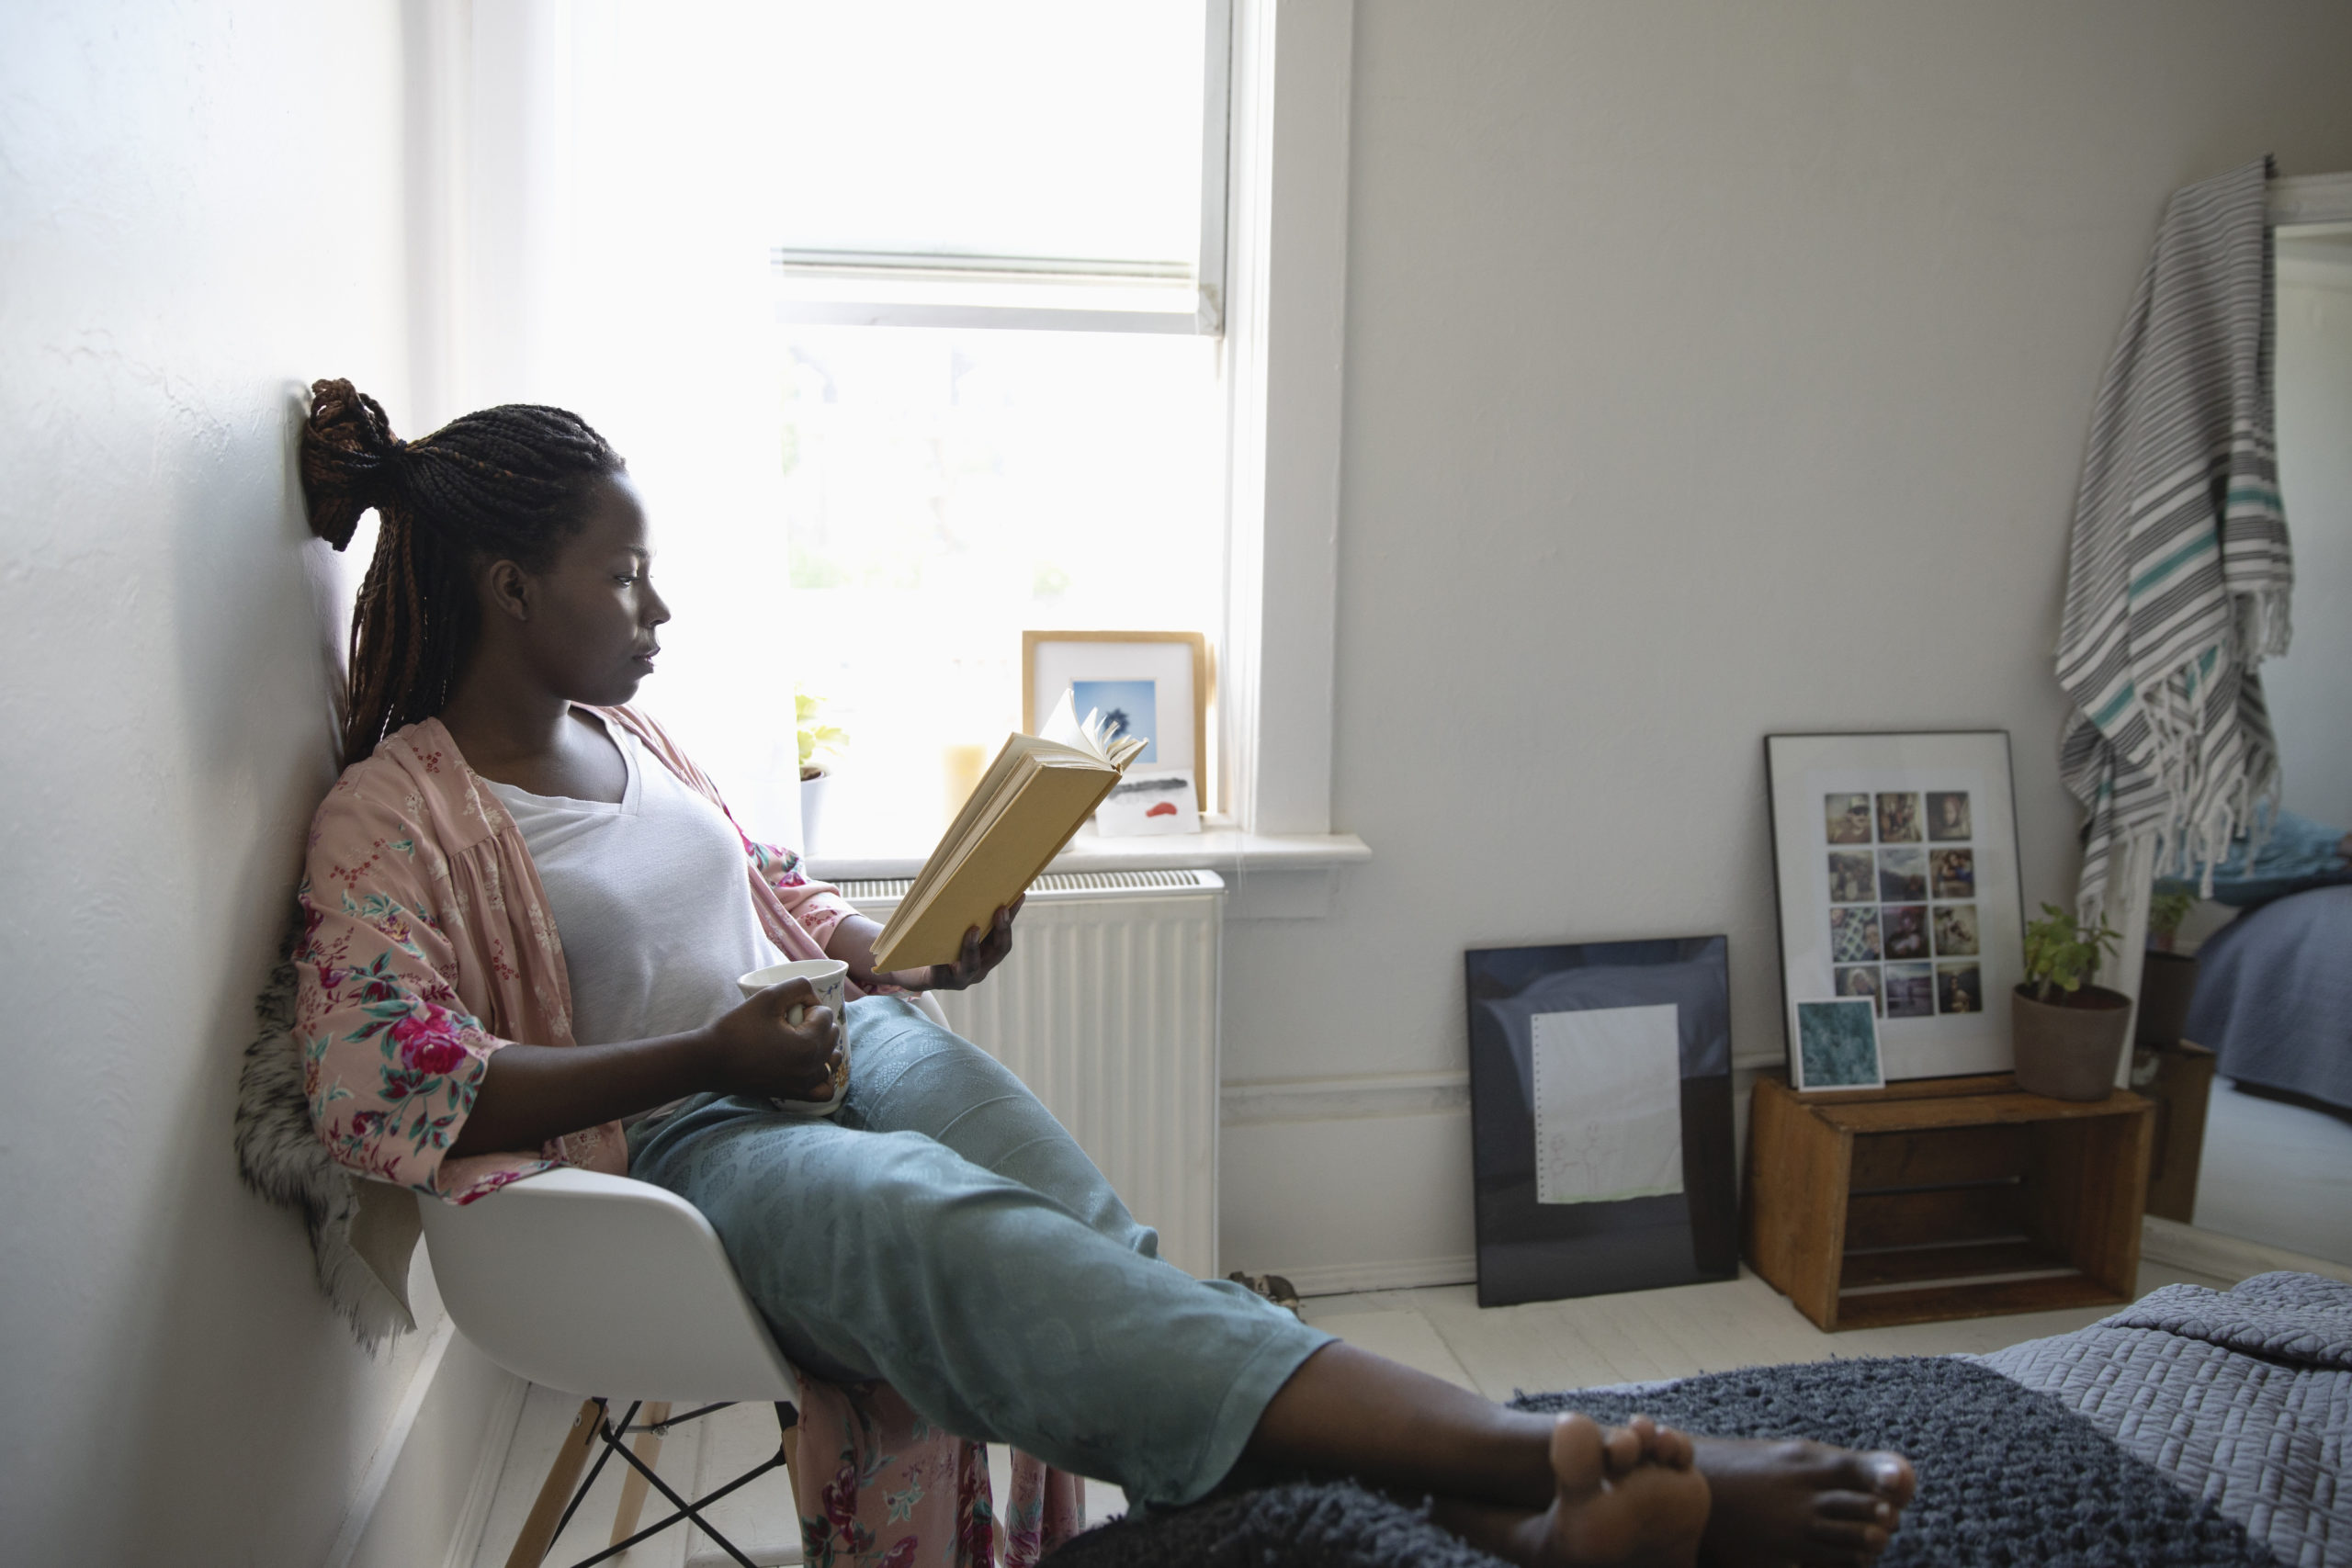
[839,869,1225,1279]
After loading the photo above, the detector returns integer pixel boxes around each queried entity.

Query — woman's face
[501,474,671,705]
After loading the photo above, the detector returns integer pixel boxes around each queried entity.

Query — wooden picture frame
[1023,630,1212,811]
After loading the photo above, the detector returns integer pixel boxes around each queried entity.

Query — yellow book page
[871,760,1118,970]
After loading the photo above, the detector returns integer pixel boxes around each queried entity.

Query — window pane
[761,1,1206,264]
[778,324,1222,854]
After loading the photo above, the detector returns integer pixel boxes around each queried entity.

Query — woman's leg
[631,1003,1913,1564]
[628,1086,1331,1508]
[831,998,1153,1252]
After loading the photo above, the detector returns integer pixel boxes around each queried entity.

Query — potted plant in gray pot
[2134,887,2200,1048]
[2014,902,2129,1100]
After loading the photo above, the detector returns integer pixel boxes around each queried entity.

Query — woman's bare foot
[1689,1437,1915,1566]
[1510,1414,1709,1567]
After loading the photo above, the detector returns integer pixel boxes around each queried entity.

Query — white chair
[421,993,952,1568]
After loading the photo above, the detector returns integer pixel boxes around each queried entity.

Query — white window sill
[808,826,1370,884]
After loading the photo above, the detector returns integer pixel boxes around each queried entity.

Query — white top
[483,719,785,1050]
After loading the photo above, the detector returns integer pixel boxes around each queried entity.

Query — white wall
[0,4,494,1561]
[1219,0,2352,1287]
[2267,234,2352,824]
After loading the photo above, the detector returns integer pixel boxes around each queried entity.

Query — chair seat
[420,1165,799,1404]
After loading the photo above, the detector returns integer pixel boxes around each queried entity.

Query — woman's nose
[645,587,673,626]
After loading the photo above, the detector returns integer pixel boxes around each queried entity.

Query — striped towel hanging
[2056,156,2293,921]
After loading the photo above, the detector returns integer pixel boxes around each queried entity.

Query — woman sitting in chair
[294,381,1912,1568]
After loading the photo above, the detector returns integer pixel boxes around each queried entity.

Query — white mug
[737,958,852,1115]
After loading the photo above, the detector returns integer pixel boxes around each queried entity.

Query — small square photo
[1883,963,1934,1019]
[1794,998,1884,1091]
[1927,791,1973,842]
[1937,962,1984,1015]
[1069,679,1159,763]
[1876,792,1922,843]
[1833,964,1883,1014]
[1829,905,1883,963]
[1881,903,1929,960]
[1825,794,1873,845]
[1876,846,1927,902]
[1827,851,1875,904]
[1931,848,1975,899]
[1932,903,1979,957]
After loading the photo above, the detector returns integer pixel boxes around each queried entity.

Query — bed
[1041,1271,2352,1568]
[2184,884,2352,1112]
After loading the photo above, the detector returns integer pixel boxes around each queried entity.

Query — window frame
[769,0,1235,338]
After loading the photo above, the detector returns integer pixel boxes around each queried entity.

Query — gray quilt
[1984,1271,2352,1567]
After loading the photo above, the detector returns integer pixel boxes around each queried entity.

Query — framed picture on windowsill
[1023,631,1211,811]
[1765,730,2026,1082]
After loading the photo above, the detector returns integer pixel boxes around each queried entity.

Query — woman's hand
[700,977,842,1101]
[921,897,1023,992]
[829,898,1024,995]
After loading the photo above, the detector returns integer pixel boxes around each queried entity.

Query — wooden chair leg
[608,1401,671,1547]
[506,1398,604,1568]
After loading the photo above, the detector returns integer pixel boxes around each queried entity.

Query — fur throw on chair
[233,916,419,1350]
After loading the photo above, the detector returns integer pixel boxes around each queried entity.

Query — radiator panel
[843,876,1224,1278]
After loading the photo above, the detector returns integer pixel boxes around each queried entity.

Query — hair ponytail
[299,378,625,765]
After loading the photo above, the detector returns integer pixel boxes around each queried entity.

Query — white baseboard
[1283,1254,1478,1297]
[2140,1215,2352,1286]
[334,1324,527,1568]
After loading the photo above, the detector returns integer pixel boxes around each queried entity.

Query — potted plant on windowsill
[2013,903,2129,1101]
[796,684,848,856]
[2134,887,2200,1048]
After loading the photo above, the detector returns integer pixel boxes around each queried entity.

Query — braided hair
[300,379,625,762]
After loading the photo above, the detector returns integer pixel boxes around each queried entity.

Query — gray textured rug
[1040,1357,2276,1568]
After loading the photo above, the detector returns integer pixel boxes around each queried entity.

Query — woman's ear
[482,558,535,624]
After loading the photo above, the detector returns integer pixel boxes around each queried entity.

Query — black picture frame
[1464,936,1738,1308]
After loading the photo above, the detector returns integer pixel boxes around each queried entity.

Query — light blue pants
[628,997,1332,1506]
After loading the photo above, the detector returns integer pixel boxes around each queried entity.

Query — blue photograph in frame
[1464,936,1738,1307]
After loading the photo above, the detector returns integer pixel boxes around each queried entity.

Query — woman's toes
[1866,1452,1916,1506]
[1552,1414,1607,1499]
[1804,1515,1891,1558]
[1814,1490,1894,1524]
[1652,1425,1696,1470]
[1602,1418,1650,1478]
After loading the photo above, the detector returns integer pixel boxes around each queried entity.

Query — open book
[868,693,1149,972]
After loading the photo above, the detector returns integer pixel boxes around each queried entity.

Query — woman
[294,381,1912,1567]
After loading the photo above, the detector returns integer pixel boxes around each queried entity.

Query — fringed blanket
[2057,155,2292,919]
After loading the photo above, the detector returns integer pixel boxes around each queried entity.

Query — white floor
[2191,1077,2352,1265]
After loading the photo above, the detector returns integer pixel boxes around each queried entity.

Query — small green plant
[795,684,848,781]
[2021,902,2122,1003]
[2147,887,2197,952]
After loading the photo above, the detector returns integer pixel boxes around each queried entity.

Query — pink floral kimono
[296,707,1085,1566]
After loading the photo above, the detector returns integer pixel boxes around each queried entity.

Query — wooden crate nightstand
[1746,1073,2154,1331]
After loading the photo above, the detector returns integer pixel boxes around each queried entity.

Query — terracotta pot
[2134,950,2201,1047]
[2011,983,2132,1100]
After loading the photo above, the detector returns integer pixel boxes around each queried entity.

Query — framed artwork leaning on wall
[1023,630,1211,812]
[1464,936,1738,1307]
[1765,730,2026,1082]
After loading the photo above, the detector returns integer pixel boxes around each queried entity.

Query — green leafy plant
[795,684,848,780]
[2020,902,2122,1003]
[2146,887,2197,952]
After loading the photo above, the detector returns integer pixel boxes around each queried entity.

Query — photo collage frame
[1766,732,2026,1083]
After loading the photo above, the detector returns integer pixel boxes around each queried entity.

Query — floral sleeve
[746,836,859,952]
[293,783,508,1198]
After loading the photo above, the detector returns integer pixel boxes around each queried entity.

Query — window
[755,3,1229,856]
[447,0,1350,852]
